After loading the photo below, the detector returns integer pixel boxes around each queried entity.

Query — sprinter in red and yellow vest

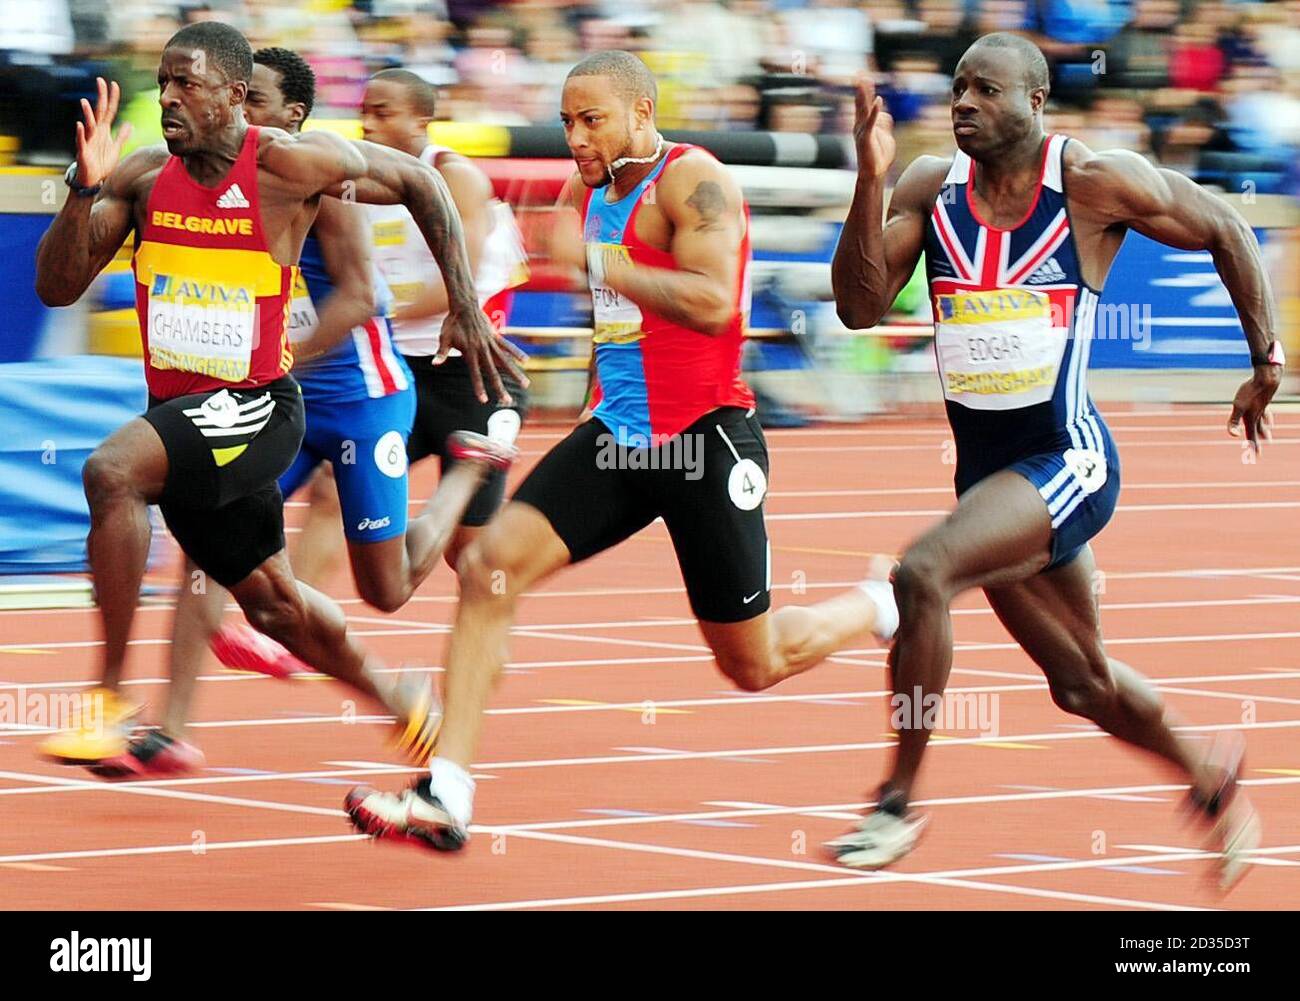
[33,21,524,769]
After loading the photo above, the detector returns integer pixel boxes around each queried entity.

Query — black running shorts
[512,406,771,623]
[142,375,305,588]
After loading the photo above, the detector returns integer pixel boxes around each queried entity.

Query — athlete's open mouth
[161,118,187,138]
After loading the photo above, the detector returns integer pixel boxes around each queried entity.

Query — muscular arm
[393,154,494,324]
[35,148,161,307]
[261,127,525,400]
[604,153,745,337]
[831,156,944,330]
[554,171,598,414]
[293,196,377,363]
[548,171,588,291]
[261,130,479,318]
[1070,149,1278,363]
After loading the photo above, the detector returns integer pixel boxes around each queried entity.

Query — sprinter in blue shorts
[830,33,1283,888]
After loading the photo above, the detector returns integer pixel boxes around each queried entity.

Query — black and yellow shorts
[142,375,305,588]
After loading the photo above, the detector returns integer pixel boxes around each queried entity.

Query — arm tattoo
[686,180,726,232]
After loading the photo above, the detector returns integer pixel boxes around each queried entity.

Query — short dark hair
[370,68,437,118]
[253,47,316,118]
[968,32,1050,97]
[566,50,658,106]
[164,21,253,84]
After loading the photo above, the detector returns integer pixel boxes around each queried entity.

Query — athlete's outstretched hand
[75,77,133,188]
[1227,368,1280,454]
[852,74,895,180]
[437,306,530,405]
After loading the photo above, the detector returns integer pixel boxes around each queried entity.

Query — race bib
[587,242,644,344]
[147,273,256,382]
[286,270,319,344]
[934,288,1065,411]
[1063,447,1108,496]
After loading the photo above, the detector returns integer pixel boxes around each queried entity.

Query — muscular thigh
[908,469,1054,593]
[511,417,657,564]
[983,546,1106,685]
[658,407,771,624]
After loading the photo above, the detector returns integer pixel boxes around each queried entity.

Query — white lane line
[5,566,1300,627]
[6,669,1300,739]
[766,501,1300,522]
[0,768,345,818]
[444,826,1216,912]
[0,833,367,867]
[718,439,1300,455]
[496,776,1300,834]
[767,481,1300,498]
[1117,843,1300,867]
[343,595,1300,637]
[8,624,1298,660]
[6,720,1300,793]
[9,592,1300,655]
[837,631,1300,658]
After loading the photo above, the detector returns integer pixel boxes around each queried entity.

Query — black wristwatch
[1250,340,1286,368]
[63,161,103,198]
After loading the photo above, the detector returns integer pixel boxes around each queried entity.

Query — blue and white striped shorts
[1006,419,1121,570]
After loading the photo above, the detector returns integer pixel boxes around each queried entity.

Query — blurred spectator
[1169,21,1227,92]
[0,0,1293,197]
[1221,62,1300,148]
[777,0,873,84]
[0,0,74,55]
[877,0,976,76]
[1026,0,1132,46]
[1086,95,1151,151]
[1105,0,1176,89]
[1250,0,1300,74]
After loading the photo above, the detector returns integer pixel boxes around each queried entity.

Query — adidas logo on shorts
[216,183,250,210]
[1024,257,1067,284]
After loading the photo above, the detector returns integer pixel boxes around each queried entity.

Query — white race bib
[934,288,1066,411]
[147,273,256,383]
[587,242,644,344]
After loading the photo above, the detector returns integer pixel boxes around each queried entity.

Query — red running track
[0,404,1298,910]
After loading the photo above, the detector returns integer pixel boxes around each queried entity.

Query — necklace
[607,132,666,184]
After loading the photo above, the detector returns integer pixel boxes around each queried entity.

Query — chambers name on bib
[146,272,256,382]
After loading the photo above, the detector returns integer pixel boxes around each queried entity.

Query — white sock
[486,408,521,447]
[859,579,899,642]
[427,756,476,829]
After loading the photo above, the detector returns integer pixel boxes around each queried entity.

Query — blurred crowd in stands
[1,0,1298,193]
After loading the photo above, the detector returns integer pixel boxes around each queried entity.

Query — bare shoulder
[258,126,345,159]
[1062,141,1168,222]
[558,170,585,212]
[1063,140,1155,195]
[890,154,951,213]
[109,144,170,196]
[435,151,493,200]
[658,145,742,205]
